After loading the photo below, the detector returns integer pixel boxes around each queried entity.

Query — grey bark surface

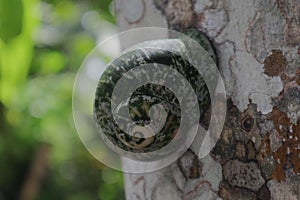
[115,0,300,199]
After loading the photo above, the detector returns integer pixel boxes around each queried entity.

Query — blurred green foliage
[0,0,23,42]
[0,0,124,199]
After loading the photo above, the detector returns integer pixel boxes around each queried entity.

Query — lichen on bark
[116,0,300,199]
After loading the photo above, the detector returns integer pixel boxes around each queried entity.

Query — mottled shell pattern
[94,30,216,157]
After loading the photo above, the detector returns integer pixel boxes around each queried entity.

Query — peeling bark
[116,0,300,199]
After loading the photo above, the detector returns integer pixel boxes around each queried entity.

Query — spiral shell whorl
[94,33,215,160]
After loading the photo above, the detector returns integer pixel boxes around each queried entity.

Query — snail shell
[94,30,215,159]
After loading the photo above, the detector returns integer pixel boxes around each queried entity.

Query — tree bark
[19,143,51,200]
[116,0,300,199]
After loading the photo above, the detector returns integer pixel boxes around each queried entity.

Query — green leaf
[0,0,40,106]
[0,0,23,42]
[36,51,66,75]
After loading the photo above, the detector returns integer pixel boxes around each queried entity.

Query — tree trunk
[115,0,300,199]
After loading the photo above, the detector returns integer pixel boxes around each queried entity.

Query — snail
[94,30,216,160]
